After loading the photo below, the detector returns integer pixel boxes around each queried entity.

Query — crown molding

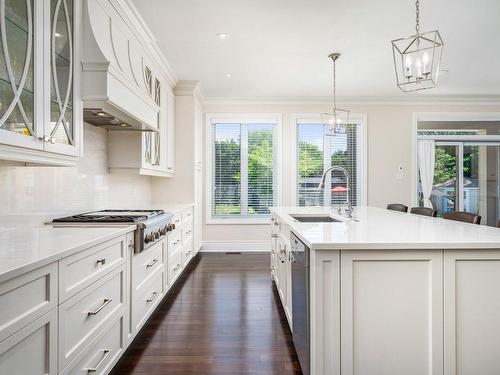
[174,80,205,101]
[203,95,500,106]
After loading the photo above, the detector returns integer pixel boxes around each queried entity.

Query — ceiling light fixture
[391,0,444,92]
[216,33,229,40]
[225,73,232,78]
[320,53,349,136]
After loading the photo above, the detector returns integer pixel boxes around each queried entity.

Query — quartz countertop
[271,206,500,250]
[0,224,135,283]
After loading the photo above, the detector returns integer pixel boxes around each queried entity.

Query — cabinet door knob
[96,258,106,265]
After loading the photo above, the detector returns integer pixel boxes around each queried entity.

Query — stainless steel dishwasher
[291,232,310,375]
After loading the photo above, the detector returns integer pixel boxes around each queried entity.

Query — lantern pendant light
[321,53,349,136]
[391,0,444,92]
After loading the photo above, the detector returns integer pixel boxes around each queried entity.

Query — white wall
[202,100,500,244]
[0,124,152,222]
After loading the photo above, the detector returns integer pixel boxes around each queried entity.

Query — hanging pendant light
[391,0,444,92]
[321,53,349,136]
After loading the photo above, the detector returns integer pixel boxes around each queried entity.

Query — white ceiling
[132,0,500,99]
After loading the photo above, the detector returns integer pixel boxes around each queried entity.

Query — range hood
[81,0,160,132]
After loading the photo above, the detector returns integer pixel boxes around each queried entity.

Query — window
[210,119,278,221]
[296,119,365,207]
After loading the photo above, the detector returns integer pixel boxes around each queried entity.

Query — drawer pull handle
[173,240,180,245]
[87,298,112,316]
[173,264,181,271]
[146,258,158,268]
[86,349,112,373]
[186,250,192,256]
[96,258,106,265]
[271,234,278,238]
[146,291,158,303]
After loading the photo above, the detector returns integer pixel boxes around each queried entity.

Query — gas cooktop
[52,209,165,223]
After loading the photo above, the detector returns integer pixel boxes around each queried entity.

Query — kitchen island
[270,206,500,375]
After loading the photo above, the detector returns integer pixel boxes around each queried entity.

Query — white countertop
[0,224,135,283]
[271,206,500,250]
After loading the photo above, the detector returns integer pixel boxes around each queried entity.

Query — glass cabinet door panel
[49,0,73,145]
[0,0,34,136]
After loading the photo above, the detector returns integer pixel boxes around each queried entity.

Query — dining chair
[386,203,408,213]
[410,207,437,217]
[443,211,481,225]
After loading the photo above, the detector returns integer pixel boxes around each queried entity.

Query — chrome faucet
[318,166,353,218]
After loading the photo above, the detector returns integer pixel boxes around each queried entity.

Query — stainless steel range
[52,209,174,253]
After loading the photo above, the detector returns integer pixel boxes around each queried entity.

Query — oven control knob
[160,228,167,236]
[144,234,151,244]
[154,231,160,239]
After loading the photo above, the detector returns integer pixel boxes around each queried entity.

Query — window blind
[212,122,276,218]
[297,123,358,207]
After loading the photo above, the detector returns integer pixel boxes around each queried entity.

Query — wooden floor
[111,253,302,375]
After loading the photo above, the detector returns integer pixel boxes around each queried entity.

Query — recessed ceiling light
[55,32,62,38]
[216,33,229,40]
[225,73,232,78]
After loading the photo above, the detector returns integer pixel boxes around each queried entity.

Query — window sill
[206,218,271,225]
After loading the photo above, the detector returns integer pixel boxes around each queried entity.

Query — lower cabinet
[59,265,125,370]
[0,309,58,375]
[0,208,197,375]
[60,315,125,375]
[444,250,500,375]
[339,250,443,375]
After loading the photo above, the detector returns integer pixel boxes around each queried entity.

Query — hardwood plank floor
[111,253,302,375]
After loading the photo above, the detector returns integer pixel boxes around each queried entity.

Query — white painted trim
[290,113,368,206]
[205,113,283,225]
[412,112,500,207]
[204,96,500,106]
[201,241,271,252]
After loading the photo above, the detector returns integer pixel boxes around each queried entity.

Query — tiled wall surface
[0,124,152,222]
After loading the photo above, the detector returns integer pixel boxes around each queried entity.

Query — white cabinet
[340,250,443,375]
[270,215,293,326]
[444,250,500,375]
[107,77,175,178]
[0,309,58,375]
[0,0,81,165]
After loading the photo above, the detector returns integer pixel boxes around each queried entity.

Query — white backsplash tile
[0,124,152,223]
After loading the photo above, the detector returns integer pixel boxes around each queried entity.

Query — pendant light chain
[415,0,420,35]
[332,58,336,110]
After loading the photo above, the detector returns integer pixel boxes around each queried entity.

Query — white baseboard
[201,241,271,252]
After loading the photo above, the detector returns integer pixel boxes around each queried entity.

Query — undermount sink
[290,215,342,223]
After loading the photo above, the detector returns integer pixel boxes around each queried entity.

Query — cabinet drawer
[59,266,125,370]
[59,235,127,302]
[0,263,57,343]
[132,240,164,292]
[182,220,193,244]
[0,309,58,375]
[60,315,125,375]
[182,207,193,222]
[132,267,163,333]
[182,240,194,267]
[168,249,183,286]
[168,231,182,256]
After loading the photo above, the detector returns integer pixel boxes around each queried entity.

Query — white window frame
[206,113,282,224]
[291,113,367,206]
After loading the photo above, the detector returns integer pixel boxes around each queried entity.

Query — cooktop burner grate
[52,209,165,223]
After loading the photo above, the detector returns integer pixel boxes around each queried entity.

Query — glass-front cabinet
[142,64,169,174]
[0,0,80,163]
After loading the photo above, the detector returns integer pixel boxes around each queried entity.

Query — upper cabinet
[0,0,81,165]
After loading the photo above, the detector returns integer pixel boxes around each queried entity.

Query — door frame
[412,112,500,208]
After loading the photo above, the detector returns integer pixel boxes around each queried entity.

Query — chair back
[386,203,408,213]
[443,211,481,225]
[410,207,437,217]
